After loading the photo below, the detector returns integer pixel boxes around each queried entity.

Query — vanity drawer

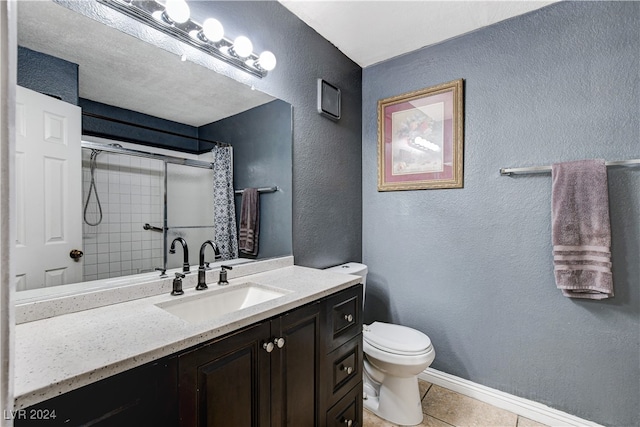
[325,284,362,352]
[326,382,363,427]
[322,334,362,408]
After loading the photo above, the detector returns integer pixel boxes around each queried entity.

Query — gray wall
[362,2,639,425]
[199,100,293,259]
[17,46,78,104]
[199,1,363,268]
[80,99,200,153]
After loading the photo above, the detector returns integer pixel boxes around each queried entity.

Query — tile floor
[363,380,549,427]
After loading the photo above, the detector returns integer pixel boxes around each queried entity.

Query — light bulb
[257,51,276,71]
[164,0,190,24]
[201,18,224,42]
[232,36,253,58]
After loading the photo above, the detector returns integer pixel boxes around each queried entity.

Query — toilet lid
[363,322,432,355]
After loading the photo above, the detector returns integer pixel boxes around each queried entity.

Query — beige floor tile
[419,414,456,427]
[363,408,454,427]
[363,408,399,427]
[516,416,549,427]
[419,379,433,400]
[422,385,518,427]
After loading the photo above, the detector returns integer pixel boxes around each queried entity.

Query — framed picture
[378,79,464,191]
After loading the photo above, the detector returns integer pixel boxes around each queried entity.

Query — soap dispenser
[172,272,185,296]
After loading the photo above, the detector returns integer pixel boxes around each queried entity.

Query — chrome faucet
[169,237,190,273]
[197,240,221,290]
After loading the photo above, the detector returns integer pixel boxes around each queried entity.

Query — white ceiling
[279,0,557,67]
[18,1,274,127]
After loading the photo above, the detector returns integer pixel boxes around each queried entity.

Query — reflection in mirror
[15,1,292,297]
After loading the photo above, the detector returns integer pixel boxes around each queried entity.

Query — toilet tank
[325,263,368,307]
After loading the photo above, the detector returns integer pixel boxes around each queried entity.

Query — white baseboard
[419,368,603,427]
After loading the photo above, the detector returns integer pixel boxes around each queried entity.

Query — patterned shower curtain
[212,145,239,260]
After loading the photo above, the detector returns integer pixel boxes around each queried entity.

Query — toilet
[325,263,435,426]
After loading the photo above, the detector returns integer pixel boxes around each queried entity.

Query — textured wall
[80,99,200,153]
[199,100,293,259]
[17,46,78,105]
[190,1,363,268]
[362,2,639,425]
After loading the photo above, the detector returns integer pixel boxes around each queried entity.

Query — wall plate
[317,79,341,121]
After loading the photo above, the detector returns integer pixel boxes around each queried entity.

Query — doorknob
[69,249,84,261]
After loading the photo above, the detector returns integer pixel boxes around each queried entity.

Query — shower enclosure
[81,140,217,282]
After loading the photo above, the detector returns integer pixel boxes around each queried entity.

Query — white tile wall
[82,150,164,281]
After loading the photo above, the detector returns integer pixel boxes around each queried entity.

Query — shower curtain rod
[82,111,231,148]
[500,158,640,176]
[81,141,214,170]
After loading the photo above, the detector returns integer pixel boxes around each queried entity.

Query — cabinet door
[15,358,177,427]
[271,302,322,426]
[178,322,271,427]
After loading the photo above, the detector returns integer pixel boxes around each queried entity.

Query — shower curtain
[212,145,239,260]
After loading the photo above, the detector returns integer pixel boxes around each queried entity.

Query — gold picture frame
[378,79,464,191]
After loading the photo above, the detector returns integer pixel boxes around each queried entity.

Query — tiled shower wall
[82,150,164,281]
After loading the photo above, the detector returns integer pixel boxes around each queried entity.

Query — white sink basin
[156,282,289,323]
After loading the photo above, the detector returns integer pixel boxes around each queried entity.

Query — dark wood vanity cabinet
[178,283,363,427]
[178,301,323,426]
[16,283,363,427]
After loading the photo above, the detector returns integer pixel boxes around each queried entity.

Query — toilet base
[363,372,424,426]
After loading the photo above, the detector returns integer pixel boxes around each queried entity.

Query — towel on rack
[551,159,613,299]
[238,188,260,257]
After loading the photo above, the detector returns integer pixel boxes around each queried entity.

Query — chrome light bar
[95,0,271,78]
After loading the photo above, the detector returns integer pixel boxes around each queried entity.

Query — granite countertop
[14,264,360,409]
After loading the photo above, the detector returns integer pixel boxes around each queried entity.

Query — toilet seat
[363,322,432,356]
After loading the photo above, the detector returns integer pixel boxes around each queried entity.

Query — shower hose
[83,148,103,226]
[83,143,123,226]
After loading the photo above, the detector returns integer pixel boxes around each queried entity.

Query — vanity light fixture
[96,0,277,78]
[162,0,190,24]
[229,36,253,59]
[255,51,277,72]
[199,18,224,43]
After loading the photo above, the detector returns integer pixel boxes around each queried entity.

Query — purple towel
[551,159,613,299]
[238,188,259,256]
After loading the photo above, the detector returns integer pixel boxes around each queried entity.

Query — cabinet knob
[342,418,353,427]
[341,365,353,375]
[262,341,274,353]
[274,337,285,348]
[344,313,353,322]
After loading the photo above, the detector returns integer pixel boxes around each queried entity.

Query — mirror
[15,1,292,298]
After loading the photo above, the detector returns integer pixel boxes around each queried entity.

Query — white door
[15,86,83,290]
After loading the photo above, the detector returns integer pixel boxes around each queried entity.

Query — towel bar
[234,186,279,194]
[500,158,640,176]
